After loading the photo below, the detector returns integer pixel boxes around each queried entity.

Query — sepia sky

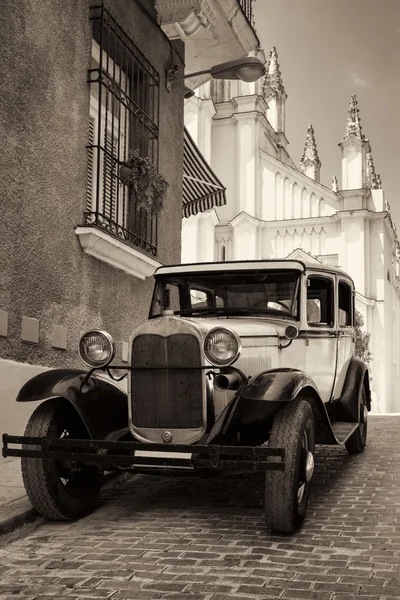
[254,0,400,226]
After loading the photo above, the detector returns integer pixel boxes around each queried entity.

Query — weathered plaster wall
[0,0,184,372]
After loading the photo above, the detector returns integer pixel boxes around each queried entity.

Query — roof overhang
[183,127,226,218]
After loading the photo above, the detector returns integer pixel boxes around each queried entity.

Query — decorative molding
[75,226,161,280]
[156,0,214,36]
[259,148,338,200]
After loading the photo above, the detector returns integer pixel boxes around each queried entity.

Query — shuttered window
[85,6,159,256]
[102,131,118,223]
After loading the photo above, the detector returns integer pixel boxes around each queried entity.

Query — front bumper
[2,434,285,473]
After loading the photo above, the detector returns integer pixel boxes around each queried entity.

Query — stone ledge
[75,226,162,280]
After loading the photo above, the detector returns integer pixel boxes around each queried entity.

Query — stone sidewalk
[0,457,39,536]
[0,457,25,504]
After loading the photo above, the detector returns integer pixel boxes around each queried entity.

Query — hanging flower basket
[121,150,169,215]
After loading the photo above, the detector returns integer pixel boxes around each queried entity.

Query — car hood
[182,316,290,338]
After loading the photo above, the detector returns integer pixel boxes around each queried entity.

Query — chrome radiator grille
[131,333,203,429]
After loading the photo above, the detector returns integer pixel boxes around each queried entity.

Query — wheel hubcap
[298,431,314,504]
[305,450,314,482]
[363,405,368,424]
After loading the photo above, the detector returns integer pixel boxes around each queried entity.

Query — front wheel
[265,400,315,534]
[21,398,103,521]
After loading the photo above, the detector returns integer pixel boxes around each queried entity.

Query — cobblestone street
[0,416,399,600]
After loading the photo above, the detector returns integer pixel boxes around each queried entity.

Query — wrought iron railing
[85,5,160,256]
[238,0,254,25]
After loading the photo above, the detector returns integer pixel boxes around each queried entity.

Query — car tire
[21,398,103,521]
[345,385,368,454]
[265,399,315,534]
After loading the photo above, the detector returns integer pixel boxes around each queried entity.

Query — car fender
[206,368,337,445]
[239,368,320,403]
[336,357,371,421]
[16,368,128,439]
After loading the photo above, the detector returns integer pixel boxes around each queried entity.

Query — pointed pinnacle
[344,94,364,140]
[366,146,383,189]
[300,125,321,168]
[264,46,285,94]
[366,151,376,188]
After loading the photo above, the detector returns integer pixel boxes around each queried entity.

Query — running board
[331,421,359,444]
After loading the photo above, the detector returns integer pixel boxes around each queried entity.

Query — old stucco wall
[0,0,184,370]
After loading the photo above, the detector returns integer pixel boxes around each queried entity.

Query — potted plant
[120,150,169,215]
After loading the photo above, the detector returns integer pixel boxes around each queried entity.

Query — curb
[0,471,135,538]
[0,498,40,537]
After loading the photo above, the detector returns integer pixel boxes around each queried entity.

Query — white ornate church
[182,47,400,414]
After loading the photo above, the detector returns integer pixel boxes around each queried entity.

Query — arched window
[301,188,309,218]
[284,178,291,219]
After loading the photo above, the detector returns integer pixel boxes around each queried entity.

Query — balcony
[238,0,253,24]
[155,0,259,89]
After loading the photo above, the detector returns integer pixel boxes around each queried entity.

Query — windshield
[150,270,300,319]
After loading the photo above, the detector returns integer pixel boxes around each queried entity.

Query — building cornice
[336,209,385,221]
[336,187,370,199]
[355,291,376,307]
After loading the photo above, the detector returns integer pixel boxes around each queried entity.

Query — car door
[304,273,337,403]
[333,277,355,399]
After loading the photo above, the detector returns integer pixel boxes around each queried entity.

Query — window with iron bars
[86,5,160,256]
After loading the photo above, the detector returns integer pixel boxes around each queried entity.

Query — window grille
[86,5,160,256]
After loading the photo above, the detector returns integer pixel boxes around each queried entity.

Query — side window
[189,288,225,309]
[338,281,353,327]
[307,276,334,326]
[190,289,209,307]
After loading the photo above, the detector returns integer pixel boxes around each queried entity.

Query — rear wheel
[345,386,368,454]
[265,400,315,534]
[21,399,103,521]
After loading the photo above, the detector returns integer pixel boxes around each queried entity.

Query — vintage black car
[2,260,371,533]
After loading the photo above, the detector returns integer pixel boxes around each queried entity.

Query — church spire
[343,94,365,141]
[264,47,285,95]
[300,125,321,182]
[263,47,287,136]
[339,95,370,190]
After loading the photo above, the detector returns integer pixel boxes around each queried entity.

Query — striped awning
[183,127,226,218]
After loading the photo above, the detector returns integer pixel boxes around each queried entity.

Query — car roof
[155,259,354,283]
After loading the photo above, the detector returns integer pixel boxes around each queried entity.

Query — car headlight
[78,330,115,368]
[203,327,241,367]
